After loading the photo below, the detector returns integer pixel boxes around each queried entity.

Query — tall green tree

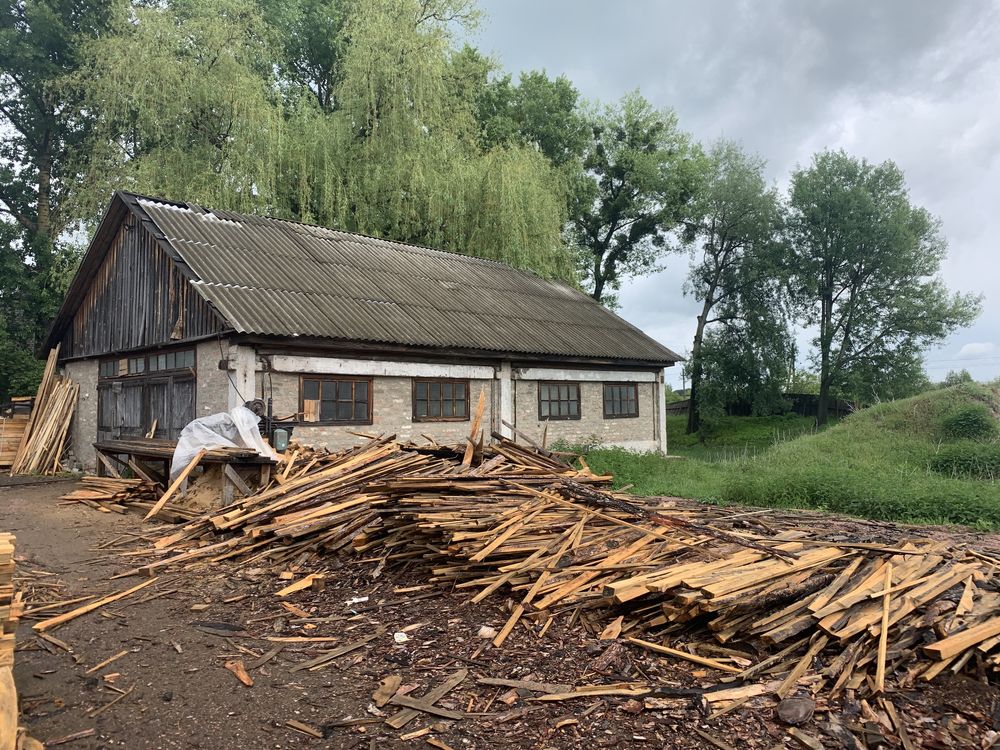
[680,141,787,433]
[259,0,349,110]
[473,65,588,168]
[787,150,981,425]
[568,92,701,305]
[69,0,286,217]
[69,0,573,279]
[0,0,117,395]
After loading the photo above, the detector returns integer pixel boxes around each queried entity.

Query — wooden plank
[223,464,253,497]
[33,578,159,632]
[386,669,467,730]
[626,638,741,674]
[96,450,124,479]
[874,563,892,694]
[144,449,206,520]
[923,615,1000,661]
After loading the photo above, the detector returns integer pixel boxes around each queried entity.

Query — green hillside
[585,383,1000,527]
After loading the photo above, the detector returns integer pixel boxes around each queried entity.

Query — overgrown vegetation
[585,384,1000,527]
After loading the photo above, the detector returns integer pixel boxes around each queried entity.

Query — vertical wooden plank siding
[62,213,223,358]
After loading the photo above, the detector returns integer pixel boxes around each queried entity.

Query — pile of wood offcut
[113,432,1000,722]
[59,477,200,522]
[10,347,78,476]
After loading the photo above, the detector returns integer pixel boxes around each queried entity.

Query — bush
[940,405,998,441]
[931,442,1000,480]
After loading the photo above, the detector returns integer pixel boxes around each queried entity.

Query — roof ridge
[128,190,563,279]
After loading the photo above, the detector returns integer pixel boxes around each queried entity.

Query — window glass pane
[415,382,426,399]
[355,381,368,401]
[442,400,453,417]
[560,385,569,400]
[353,402,367,420]
[429,382,440,400]
[320,400,335,420]
[569,400,578,416]
[335,381,350,400]
[416,401,427,417]
[540,401,549,417]
[456,383,467,399]
[442,382,453,399]
[336,402,352,420]
[456,398,467,417]
[429,400,440,417]
[303,379,319,400]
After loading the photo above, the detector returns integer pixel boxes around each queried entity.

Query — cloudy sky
[472,0,999,387]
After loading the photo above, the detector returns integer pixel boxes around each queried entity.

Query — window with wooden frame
[98,348,195,379]
[603,383,639,418]
[300,377,373,425]
[412,379,469,421]
[538,382,580,420]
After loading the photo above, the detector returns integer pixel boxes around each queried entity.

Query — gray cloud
[472,0,999,385]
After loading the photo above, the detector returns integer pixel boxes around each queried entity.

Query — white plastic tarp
[169,406,276,480]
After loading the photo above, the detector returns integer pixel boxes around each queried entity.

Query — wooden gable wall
[60,211,225,358]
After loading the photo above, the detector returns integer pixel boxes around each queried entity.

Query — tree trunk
[816,276,833,427]
[36,128,53,243]
[591,251,605,302]
[817,374,831,427]
[686,301,711,435]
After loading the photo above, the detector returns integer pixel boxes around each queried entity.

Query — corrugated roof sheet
[133,196,681,364]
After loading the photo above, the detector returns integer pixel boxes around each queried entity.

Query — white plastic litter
[169,406,276,480]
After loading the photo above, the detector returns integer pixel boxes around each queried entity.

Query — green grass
[584,384,1000,527]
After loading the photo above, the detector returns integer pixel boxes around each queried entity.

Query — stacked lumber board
[59,477,199,521]
[0,411,29,469]
[122,434,1000,711]
[0,534,19,670]
[1,534,21,750]
[10,347,78,476]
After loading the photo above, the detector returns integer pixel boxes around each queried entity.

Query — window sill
[298,421,374,427]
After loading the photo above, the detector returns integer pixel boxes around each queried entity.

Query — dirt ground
[4,480,1000,749]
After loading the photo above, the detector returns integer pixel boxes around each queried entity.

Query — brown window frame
[412,378,470,422]
[537,381,581,421]
[603,382,639,419]
[299,375,374,426]
[98,348,196,380]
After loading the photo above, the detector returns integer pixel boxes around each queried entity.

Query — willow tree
[325,0,571,278]
[70,0,573,280]
[68,0,287,218]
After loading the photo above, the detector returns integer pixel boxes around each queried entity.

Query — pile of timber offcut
[131,434,606,575]
[123,434,1000,709]
[0,534,20,670]
[59,477,200,521]
[10,347,78,476]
